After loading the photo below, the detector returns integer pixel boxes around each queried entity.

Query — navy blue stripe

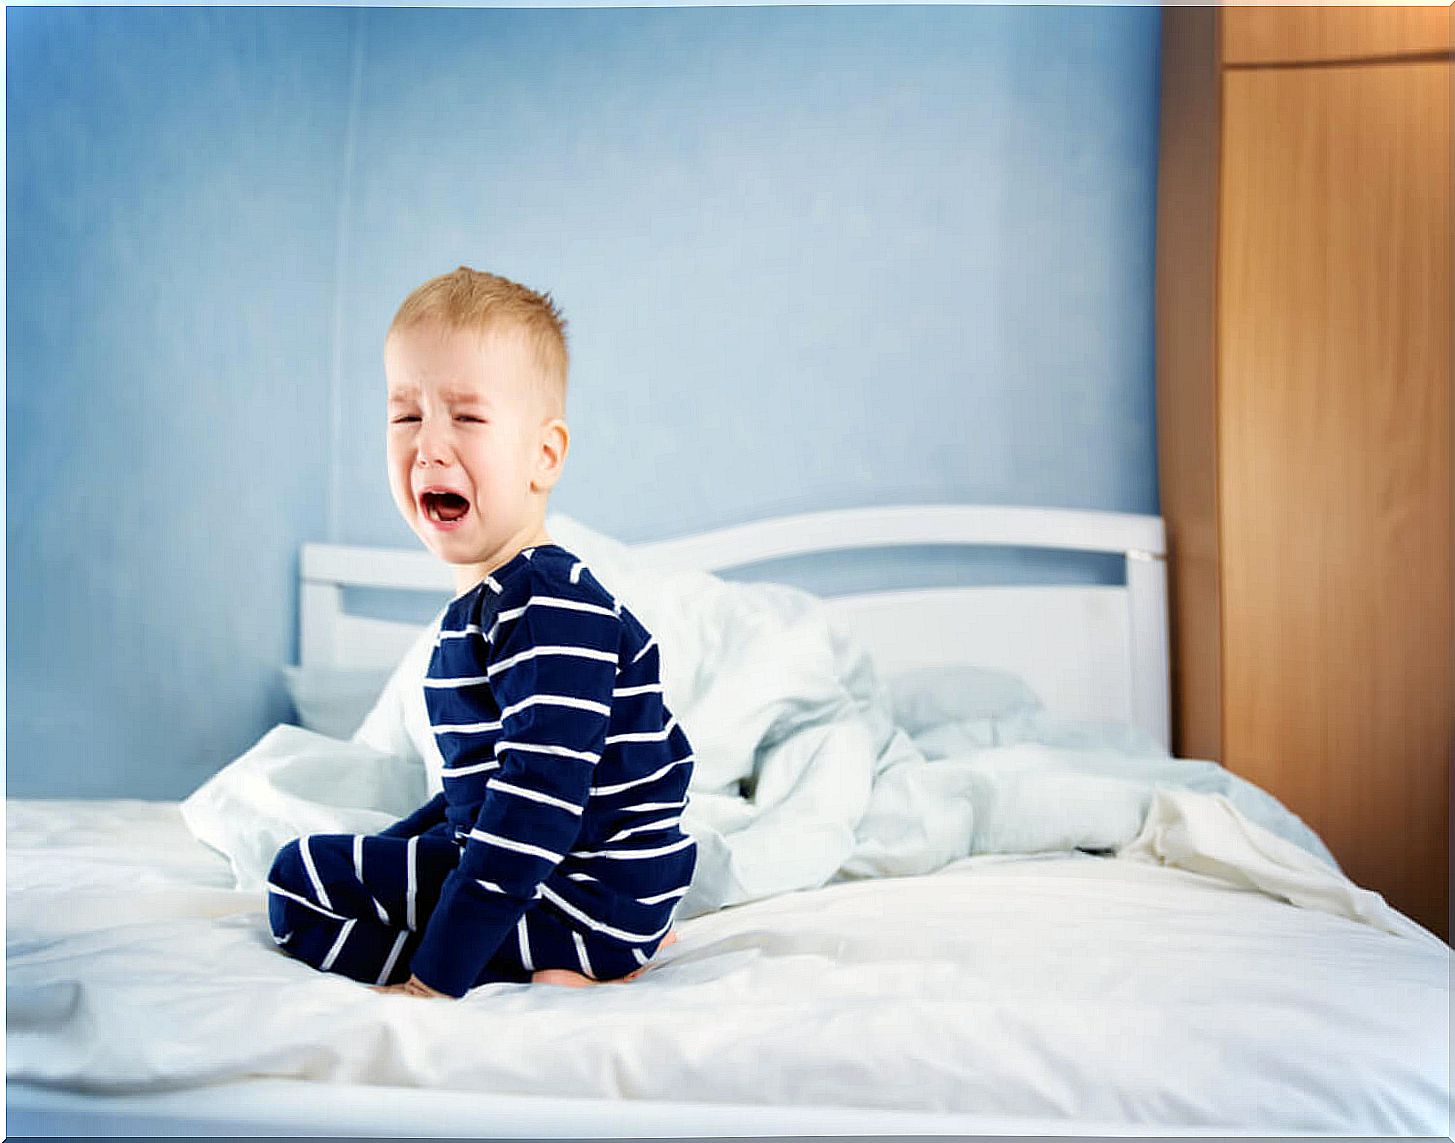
[408,544,697,996]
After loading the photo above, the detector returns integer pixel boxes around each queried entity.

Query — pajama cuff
[409,872,530,997]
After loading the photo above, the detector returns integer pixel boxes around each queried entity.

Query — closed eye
[390,415,420,424]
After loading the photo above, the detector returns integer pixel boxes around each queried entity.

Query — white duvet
[7,517,1449,1132]
[179,512,1346,915]
[7,798,1448,1133]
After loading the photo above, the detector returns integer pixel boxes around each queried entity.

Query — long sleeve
[409,585,621,996]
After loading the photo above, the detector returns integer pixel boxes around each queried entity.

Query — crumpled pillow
[886,663,1043,736]
[282,664,392,740]
[351,611,448,793]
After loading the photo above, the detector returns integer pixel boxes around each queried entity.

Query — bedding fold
[184,513,1357,925]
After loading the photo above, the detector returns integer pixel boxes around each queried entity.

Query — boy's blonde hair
[388,266,569,418]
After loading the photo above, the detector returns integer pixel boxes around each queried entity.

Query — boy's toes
[659,929,680,951]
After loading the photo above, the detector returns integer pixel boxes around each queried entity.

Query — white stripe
[443,760,500,778]
[474,879,507,894]
[485,593,616,645]
[573,930,595,979]
[532,595,617,618]
[486,596,618,645]
[273,931,293,946]
[500,693,611,721]
[517,915,534,972]
[354,835,391,924]
[485,605,526,643]
[632,948,649,966]
[487,778,584,815]
[569,561,584,584]
[523,547,535,559]
[422,674,492,689]
[619,798,689,813]
[376,929,409,986]
[437,623,484,641]
[592,756,693,797]
[613,682,662,697]
[539,884,676,944]
[495,740,601,763]
[320,918,356,972]
[632,637,656,664]
[489,644,617,677]
[466,829,564,863]
[406,836,419,930]
[484,573,503,593]
[607,815,681,843]
[606,718,677,746]
[566,872,598,882]
[573,835,696,861]
[266,880,347,922]
[433,719,503,735]
[637,885,691,906]
[299,836,333,911]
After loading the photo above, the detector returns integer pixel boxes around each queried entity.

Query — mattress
[7,796,1448,1136]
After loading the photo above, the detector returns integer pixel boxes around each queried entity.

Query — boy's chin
[414,528,475,564]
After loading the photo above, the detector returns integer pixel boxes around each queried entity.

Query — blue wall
[6,7,356,797]
[7,5,1162,799]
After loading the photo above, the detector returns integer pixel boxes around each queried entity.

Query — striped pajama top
[406,542,698,995]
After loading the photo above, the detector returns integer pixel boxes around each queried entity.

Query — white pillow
[282,664,392,740]
[351,606,449,795]
[887,663,1042,736]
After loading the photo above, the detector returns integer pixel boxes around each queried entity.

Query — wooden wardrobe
[1156,6,1451,941]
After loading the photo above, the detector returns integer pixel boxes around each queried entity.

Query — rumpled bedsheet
[181,511,1344,923]
[7,798,1448,1133]
[11,520,1447,1128]
[183,536,1351,932]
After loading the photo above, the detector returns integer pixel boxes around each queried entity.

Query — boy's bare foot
[530,968,603,988]
[531,930,679,988]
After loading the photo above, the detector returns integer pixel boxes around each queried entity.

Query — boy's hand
[371,974,449,999]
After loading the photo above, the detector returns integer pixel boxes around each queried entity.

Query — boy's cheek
[385,471,415,516]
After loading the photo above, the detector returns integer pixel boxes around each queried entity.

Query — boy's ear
[532,418,570,493]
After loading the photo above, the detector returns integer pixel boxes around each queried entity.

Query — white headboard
[300,505,1170,751]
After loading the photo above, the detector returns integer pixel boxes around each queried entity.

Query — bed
[7,504,1449,1138]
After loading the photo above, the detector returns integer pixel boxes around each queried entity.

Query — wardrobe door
[1220,6,1450,66]
[1219,59,1450,935]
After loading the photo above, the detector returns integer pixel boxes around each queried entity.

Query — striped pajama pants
[266,827,650,990]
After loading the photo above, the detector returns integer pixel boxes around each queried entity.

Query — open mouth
[420,490,471,525]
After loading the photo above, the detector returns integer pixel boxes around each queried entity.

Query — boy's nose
[415,425,453,466]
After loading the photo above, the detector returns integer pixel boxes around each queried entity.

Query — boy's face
[384,321,566,578]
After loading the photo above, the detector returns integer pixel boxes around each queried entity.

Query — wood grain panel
[1219,61,1451,939]
[1221,5,1451,66]
[1155,7,1223,762]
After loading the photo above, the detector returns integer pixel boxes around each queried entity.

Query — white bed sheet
[7,798,1448,1136]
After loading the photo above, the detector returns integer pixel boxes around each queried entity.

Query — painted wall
[6,7,356,797]
[6,5,1162,798]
